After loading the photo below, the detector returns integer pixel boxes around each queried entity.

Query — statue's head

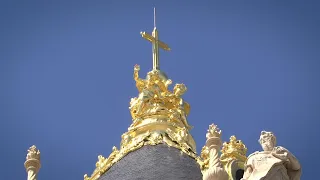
[146,71,157,82]
[259,131,276,151]
[173,83,187,96]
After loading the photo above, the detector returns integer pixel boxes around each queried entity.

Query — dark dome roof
[99,144,202,180]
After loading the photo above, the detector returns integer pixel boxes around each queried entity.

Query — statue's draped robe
[245,147,301,180]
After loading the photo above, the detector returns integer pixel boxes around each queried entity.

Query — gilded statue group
[129,64,192,130]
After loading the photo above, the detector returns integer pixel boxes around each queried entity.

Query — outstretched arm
[133,64,145,92]
[134,64,140,81]
[287,153,301,171]
[274,147,301,171]
[165,79,172,88]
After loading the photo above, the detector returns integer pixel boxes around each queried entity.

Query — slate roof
[99,144,202,180]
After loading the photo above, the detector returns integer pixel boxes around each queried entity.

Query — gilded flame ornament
[24,145,41,180]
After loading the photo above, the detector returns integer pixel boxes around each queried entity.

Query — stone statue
[242,131,301,180]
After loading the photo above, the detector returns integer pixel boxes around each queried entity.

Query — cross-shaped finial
[140,8,171,70]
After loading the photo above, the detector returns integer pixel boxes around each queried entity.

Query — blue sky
[1,1,319,179]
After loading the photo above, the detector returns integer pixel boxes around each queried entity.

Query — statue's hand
[272,151,289,161]
[166,79,172,85]
[134,64,140,71]
[275,146,287,152]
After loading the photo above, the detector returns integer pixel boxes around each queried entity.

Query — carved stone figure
[242,131,301,180]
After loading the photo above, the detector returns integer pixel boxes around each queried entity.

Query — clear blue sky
[1,1,319,179]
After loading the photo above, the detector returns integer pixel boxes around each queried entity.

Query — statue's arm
[165,79,172,87]
[133,65,145,92]
[275,146,301,171]
[287,153,301,171]
[242,153,257,180]
[134,65,141,81]
[242,164,253,180]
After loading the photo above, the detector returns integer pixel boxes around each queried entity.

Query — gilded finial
[140,8,170,70]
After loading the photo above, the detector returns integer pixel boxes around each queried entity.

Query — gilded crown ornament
[84,8,197,180]
[220,135,247,163]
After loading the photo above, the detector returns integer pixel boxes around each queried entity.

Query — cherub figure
[170,84,192,130]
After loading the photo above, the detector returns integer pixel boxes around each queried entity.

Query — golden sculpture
[220,135,247,164]
[24,145,41,180]
[220,135,247,179]
[141,7,170,70]
[84,8,197,180]
[85,66,197,180]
